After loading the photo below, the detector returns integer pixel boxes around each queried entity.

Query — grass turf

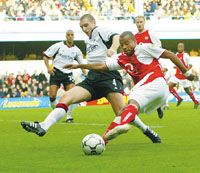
[0,102,200,173]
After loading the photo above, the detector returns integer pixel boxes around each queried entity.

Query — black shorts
[77,70,124,101]
[50,68,75,89]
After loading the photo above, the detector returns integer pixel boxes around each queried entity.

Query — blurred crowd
[0,70,49,98]
[0,0,199,21]
[0,0,134,21]
[144,0,200,20]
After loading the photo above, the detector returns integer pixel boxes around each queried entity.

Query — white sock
[66,104,78,120]
[50,99,58,109]
[40,108,66,131]
[131,116,148,132]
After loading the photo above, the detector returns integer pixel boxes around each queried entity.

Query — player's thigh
[65,83,75,91]
[129,78,169,114]
[49,85,59,98]
[106,92,125,115]
[59,86,92,105]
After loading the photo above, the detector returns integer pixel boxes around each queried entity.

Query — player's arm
[161,50,194,80]
[107,35,120,57]
[43,43,60,75]
[43,55,55,75]
[64,57,122,72]
[74,49,87,75]
[64,63,108,71]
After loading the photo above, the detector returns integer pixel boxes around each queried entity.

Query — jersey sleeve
[43,43,60,58]
[106,56,122,71]
[140,43,165,59]
[75,47,85,64]
[148,30,162,47]
[98,27,118,42]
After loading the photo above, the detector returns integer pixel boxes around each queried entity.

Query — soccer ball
[81,134,105,155]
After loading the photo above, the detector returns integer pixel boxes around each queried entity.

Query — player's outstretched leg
[104,104,137,141]
[21,103,68,136]
[21,121,46,136]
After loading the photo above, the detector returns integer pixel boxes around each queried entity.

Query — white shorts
[129,77,169,114]
[169,76,191,88]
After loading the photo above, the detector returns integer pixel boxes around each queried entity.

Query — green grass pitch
[0,103,200,173]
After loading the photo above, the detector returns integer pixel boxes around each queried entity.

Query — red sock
[169,87,182,101]
[56,103,68,112]
[120,104,138,125]
[188,92,199,104]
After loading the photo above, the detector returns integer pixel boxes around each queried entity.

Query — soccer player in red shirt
[135,15,164,118]
[65,31,194,143]
[168,43,199,109]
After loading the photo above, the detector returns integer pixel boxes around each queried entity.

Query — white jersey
[85,26,118,64]
[43,41,84,73]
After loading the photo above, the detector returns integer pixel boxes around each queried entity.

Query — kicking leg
[21,86,91,136]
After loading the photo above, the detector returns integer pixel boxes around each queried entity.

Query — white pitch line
[0,120,166,128]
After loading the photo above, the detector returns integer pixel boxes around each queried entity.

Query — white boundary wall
[0,19,200,41]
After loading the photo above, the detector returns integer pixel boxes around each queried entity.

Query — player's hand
[184,70,194,81]
[107,49,116,57]
[48,68,55,76]
[187,74,195,81]
[63,64,79,69]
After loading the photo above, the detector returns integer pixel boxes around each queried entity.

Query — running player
[65,31,194,142]
[135,15,164,119]
[43,29,86,123]
[21,15,159,144]
[168,42,199,109]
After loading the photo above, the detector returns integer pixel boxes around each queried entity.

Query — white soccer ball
[81,134,105,155]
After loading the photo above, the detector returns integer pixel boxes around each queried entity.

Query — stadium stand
[0,0,199,21]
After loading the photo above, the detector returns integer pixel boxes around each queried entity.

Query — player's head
[135,16,145,32]
[177,42,184,53]
[120,31,136,56]
[80,14,96,37]
[66,30,74,44]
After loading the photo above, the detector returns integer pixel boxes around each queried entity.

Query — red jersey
[135,30,161,47]
[106,44,165,85]
[175,52,190,80]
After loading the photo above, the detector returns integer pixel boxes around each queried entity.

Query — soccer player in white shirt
[65,31,194,142]
[43,30,86,122]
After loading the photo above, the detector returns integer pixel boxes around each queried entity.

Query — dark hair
[80,14,95,22]
[120,31,135,41]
